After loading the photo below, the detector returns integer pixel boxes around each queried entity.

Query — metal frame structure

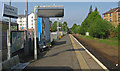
[34,5,64,60]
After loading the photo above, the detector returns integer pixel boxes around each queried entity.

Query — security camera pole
[7,0,11,60]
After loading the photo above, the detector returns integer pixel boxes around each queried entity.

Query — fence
[11,31,24,53]
[50,31,67,42]
[50,32,57,42]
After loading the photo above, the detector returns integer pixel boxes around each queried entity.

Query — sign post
[8,0,11,60]
[2,2,18,60]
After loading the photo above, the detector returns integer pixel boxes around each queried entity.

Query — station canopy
[37,5,64,18]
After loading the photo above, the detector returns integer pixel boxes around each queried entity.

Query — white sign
[86,32,89,36]
[2,4,18,18]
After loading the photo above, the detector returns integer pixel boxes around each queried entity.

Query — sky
[0,1,119,28]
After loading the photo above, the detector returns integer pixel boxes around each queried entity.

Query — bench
[2,55,29,71]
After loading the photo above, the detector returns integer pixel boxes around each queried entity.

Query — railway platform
[24,34,107,71]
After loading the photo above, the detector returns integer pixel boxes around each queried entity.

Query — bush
[88,19,113,38]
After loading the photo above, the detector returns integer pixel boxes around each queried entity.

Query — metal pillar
[7,0,11,60]
[57,18,59,38]
[34,6,38,60]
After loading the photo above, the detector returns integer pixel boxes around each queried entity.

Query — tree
[88,5,92,15]
[71,24,80,34]
[61,22,68,32]
[71,24,77,33]
[79,10,114,39]
[94,7,98,11]
[88,19,113,38]
[74,25,80,34]
[79,11,101,35]
[51,21,57,32]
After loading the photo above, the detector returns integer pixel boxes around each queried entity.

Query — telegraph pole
[7,0,11,60]
[24,0,29,56]
[26,0,28,36]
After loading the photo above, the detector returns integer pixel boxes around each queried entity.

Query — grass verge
[78,34,118,47]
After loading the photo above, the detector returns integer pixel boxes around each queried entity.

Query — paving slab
[25,34,105,71]
[69,34,105,71]
[25,34,81,70]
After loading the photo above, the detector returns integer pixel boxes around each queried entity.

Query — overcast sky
[0,1,119,28]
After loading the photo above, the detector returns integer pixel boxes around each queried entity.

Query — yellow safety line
[69,34,90,70]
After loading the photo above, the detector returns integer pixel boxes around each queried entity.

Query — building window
[119,17,120,21]
[107,19,109,21]
[119,12,120,15]
[20,24,22,26]
[110,13,111,17]
[20,27,22,29]
[110,18,112,22]
[19,20,22,22]
[104,14,108,17]
[104,15,105,17]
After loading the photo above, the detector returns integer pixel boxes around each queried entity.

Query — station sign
[37,5,64,17]
[2,4,18,18]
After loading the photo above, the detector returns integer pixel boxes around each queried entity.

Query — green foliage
[71,8,115,39]
[74,25,80,34]
[111,25,119,38]
[71,24,77,33]
[71,24,80,34]
[61,22,68,32]
[94,7,98,11]
[67,28,72,34]
[89,5,93,15]
[51,21,57,32]
[82,10,114,38]
[79,11,101,35]
[51,21,68,32]
[88,19,113,38]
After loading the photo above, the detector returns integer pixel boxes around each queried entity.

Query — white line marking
[71,35,109,71]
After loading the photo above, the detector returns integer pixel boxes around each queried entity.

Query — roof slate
[103,7,120,15]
